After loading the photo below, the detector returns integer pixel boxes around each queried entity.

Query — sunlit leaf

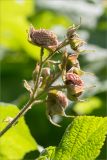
[0,103,37,160]
[53,116,107,160]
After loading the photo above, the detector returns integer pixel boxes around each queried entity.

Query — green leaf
[0,103,37,160]
[53,116,107,160]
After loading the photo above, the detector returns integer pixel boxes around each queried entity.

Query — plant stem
[0,99,43,137]
[49,84,67,90]
[32,47,44,98]
[0,46,62,137]
[0,48,44,137]
[43,40,68,64]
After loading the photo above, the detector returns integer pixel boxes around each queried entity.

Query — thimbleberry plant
[1,23,87,133]
[0,23,107,160]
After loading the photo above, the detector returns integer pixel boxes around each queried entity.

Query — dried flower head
[28,25,59,51]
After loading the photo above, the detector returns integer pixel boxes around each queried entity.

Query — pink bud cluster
[27,24,91,126]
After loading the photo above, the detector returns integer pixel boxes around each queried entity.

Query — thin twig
[0,100,43,137]
[43,39,68,64]
[35,73,61,100]
[49,84,67,90]
[32,47,44,97]
[0,46,62,137]
[0,48,44,137]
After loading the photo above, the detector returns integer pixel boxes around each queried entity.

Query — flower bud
[66,54,80,71]
[46,90,69,127]
[28,25,59,51]
[67,24,80,38]
[46,90,68,116]
[69,36,85,51]
[66,72,84,86]
[41,67,50,77]
[65,72,84,101]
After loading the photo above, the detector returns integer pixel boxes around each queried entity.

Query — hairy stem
[49,84,67,90]
[43,40,68,64]
[0,46,62,137]
[0,48,44,137]
[32,47,44,97]
[0,99,44,137]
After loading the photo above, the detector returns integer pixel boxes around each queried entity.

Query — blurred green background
[0,0,107,159]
